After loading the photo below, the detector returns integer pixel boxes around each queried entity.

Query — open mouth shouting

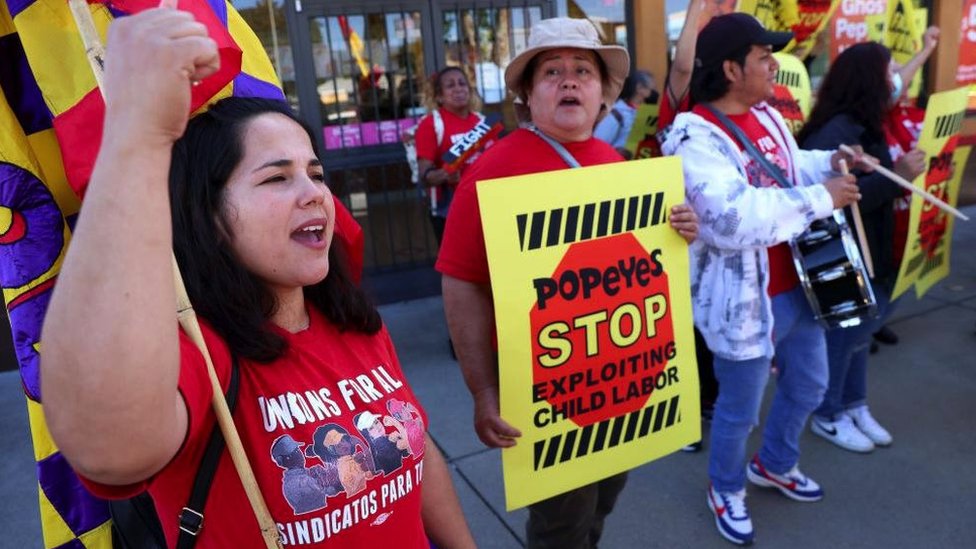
[291,218,329,248]
[558,96,582,107]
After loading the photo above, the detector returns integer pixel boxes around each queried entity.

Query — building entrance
[285,1,553,301]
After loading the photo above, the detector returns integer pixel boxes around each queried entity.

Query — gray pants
[526,472,628,549]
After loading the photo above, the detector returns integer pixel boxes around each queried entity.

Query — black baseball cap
[695,13,793,68]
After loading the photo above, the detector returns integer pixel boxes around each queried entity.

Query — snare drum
[790,211,877,328]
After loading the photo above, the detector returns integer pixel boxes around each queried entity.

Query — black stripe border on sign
[516,192,666,252]
[532,396,681,471]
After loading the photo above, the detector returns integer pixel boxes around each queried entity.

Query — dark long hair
[797,42,892,144]
[169,97,380,363]
[690,43,751,105]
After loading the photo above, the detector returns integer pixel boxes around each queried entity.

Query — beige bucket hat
[504,17,630,107]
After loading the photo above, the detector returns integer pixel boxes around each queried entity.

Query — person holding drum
[660,14,867,546]
[798,42,928,453]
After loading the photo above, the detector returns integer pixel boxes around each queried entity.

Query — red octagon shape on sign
[529,233,676,428]
[918,135,957,258]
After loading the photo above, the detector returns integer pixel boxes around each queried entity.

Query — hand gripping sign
[478,157,699,510]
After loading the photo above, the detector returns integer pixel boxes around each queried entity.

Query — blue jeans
[814,285,892,420]
[708,287,828,492]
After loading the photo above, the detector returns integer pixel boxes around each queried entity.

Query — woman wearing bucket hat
[437,16,698,548]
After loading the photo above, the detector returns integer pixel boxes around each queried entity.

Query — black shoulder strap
[701,103,793,189]
[609,108,625,144]
[176,354,241,549]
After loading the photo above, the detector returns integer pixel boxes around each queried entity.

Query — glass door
[286,1,554,299]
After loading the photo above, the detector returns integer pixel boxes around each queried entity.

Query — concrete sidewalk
[2,206,975,548]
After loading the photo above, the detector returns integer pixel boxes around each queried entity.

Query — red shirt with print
[436,128,623,285]
[695,105,800,296]
[82,308,429,548]
[415,108,487,172]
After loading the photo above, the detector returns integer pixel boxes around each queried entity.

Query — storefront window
[439,6,543,123]
[557,0,628,46]
[306,12,426,151]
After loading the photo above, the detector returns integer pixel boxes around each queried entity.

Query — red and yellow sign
[770,52,812,134]
[478,157,699,510]
[623,103,661,159]
[892,87,972,300]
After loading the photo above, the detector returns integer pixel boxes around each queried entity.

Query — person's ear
[722,59,740,84]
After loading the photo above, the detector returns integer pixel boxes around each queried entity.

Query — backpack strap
[527,125,581,169]
[432,109,445,147]
[609,108,625,146]
[175,355,241,549]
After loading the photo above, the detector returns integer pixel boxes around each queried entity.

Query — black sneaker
[873,325,899,345]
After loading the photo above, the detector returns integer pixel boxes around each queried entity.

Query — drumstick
[838,159,875,279]
[839,144,970,221]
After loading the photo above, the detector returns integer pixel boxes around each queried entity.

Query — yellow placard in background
[892,87,970,300]
[477,157,700,510]
[623,103,661,159]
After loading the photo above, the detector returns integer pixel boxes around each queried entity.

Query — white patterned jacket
[661,103,837,361]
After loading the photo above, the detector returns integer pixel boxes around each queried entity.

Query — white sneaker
[846,405,893,446]
[810,415,875,453]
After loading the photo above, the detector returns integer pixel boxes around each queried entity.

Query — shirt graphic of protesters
[270,434,341,514]
[355,410,409,475]
[306,424,376,498]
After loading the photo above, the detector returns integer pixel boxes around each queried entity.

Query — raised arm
[40,3,219,485]
[666,0,706,108]
[896,26,939,101]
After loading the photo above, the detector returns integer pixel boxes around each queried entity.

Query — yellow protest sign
[477,157,700,510]
[738,1,839,56]
[914,145,970,296]
[892,87,970,300]
[865,2,925,98]
[790,1,841,57]
[738,0,797,32]
[623,103,661,159]
[770,52,811,134]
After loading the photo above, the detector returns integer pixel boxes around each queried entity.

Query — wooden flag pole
[67,2,282,547]
[839,144,970,222]
[838,159,875,279]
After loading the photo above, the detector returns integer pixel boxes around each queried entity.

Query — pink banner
[829,0,888,59]
[958,0,976,85]
[323,118,416,150]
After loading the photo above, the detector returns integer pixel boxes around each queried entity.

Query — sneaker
[707,484,754,545]
[746,456,824,502]
[810,414,875,453]
[681,441,703,453]
[846,405,893,446]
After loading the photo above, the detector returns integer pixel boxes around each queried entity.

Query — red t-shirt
[657,89,691,135]
[694,105,800,296]
[415,108,487,172]
[83,308,429,548]
[885,105,924,263]
[435,128,623,285]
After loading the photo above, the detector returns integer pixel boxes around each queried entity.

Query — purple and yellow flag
[0,0,282,546]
